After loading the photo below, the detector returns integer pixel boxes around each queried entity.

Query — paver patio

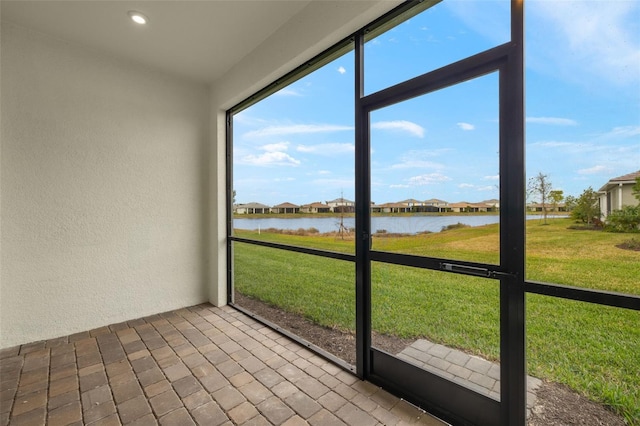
[0,304,447,426]
[397,340,542,416]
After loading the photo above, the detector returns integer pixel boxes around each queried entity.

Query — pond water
[233,215,547,234]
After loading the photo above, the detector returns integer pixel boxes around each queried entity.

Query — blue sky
[233,0,640,206]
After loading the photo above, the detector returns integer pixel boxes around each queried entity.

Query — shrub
[441,222,471,232]
[605,205,640,233]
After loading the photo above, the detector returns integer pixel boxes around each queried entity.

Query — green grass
[233,218,639,422]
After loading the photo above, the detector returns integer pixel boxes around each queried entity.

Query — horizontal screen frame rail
[525,280,640,311]
[370,250,512,280]
[230,236,356,262]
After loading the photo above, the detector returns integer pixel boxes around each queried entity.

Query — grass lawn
[233,218,639,423]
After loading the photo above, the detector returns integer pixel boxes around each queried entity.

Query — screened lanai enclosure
[3,0,637,425]
[227,1,640,425]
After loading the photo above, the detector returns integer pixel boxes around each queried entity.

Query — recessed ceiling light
[128,11,148,25]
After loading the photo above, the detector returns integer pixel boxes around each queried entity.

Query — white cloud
[337,66,346,74]
[477,185,496,192]
[529,141,576,148]
[529,141,640,177]
[397,149,450,160]
[232,112,270,127]
[578,165,609,175]
[457,122,475,131]
[261,142,289,152]
[455,183,496,192]
[244,124,353,138]
[408,173,451,186]
[484,175,499,181]
[527,117,578,126]
[241,151,300,167]
[372,120,425,138]
[599,126,640,139]
[275,88,302,97]
[390,184,410,188]
[296,143,354,155]
[528,1,640,88]
[317,170,331,175]
[390,160,443,170]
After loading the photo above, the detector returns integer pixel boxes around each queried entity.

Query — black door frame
[355,3,525,425]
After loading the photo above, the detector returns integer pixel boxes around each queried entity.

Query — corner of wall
[208,101,228,307]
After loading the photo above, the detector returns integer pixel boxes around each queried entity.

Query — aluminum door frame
[354,3,525,425]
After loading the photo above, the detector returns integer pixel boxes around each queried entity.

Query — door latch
[440,262,516,279]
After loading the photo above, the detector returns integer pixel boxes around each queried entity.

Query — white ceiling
[0,1,314,84]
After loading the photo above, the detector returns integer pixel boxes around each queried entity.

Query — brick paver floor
[397,340,542,417]
[0,304,447,426]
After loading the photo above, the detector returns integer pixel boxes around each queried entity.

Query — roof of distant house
[378,202,409,208]
[610,170,640,182]
[302,202,329,208]
[481,199,500,205]
[599,170,640,192]
[326,198,354,204]
[237,202,270,208]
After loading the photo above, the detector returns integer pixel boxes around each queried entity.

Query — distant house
[449,202,473,213]
[527,203,552,212]
[598,171,640,218]
[271,202,300,214]
[469,203,490,212]
[234,202,270,214]
[447,201,495,213]
[326,197,355,213]
[378,202,411,213]
[300,202,331,213]
[398,198,422,212]
[481,199,500,212]
[422,198,450,213]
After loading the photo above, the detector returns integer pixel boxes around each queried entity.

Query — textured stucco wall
[0,23,210,348]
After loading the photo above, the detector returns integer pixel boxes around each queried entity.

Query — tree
[570,187,601,226]
[549,190,564,212]
[564,195,577,212]
[528,172,552,224]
